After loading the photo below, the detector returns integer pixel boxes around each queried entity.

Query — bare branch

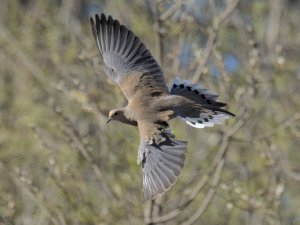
[181,159,225,225]
[54,107,119,200]
[160,0,185,21]
[232,113,300,142]
[192,0,240,82]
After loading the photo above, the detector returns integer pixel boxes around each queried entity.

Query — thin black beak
[107,118,111,124]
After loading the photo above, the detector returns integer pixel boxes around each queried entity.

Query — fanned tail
[170,78,234,128]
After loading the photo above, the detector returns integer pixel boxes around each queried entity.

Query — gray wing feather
[90,13,168,92]
[138,131,187,201]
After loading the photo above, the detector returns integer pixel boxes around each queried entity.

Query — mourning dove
[90,13,234,201]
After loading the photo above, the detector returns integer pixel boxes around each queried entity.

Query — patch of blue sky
[224,54,239,73]
[210,53,239,78]
[180,42,194,68]
[83,3,103,17]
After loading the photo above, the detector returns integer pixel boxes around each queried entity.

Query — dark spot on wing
[194,90,199,94]
[156,120,169,128]
[142,153,146,168]
[204,118,209,122]
[151,91,163,97]
[208,115,213,119]
[207,100,212,105]
[158,107,168,112]
[191,121,196,125]
[180,84,184,88]
[173,84,178,88]
[186,86,192,91]
[198,120,203,124]
[201,94,206,99]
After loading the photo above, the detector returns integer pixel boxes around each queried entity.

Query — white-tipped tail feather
[179,111,230,129]
[170,77,234,128]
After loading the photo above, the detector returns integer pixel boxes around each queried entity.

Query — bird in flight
[90,13,234,201]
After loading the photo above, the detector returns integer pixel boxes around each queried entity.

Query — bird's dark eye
[114,112,118,116]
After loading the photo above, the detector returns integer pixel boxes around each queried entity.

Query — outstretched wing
[90,14,169,100]
[137,122,187,201]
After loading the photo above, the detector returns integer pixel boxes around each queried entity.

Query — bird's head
[107,109,126,123]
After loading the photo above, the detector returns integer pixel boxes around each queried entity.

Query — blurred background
[0,0,300,224]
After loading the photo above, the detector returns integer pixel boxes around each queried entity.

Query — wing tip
[95,13,101,23]
[100,13,106,21]
[90,16,94,24]
[143,166,185,202]
[92,13,115,25]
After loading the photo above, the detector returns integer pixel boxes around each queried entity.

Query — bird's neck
[120,108,138,126]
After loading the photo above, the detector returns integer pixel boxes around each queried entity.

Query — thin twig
[153,0,164,67]
[232,113,300,142]
[254,113,300,141]
[181,159,225,225]
[192,0,240,82]
[191,29,217,83]
[278,146,300,182]
[160,0,185,21]
[54,108,119,200]
[0,27,51,95]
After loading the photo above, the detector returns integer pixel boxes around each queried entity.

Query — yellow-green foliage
[0,0,299,224]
